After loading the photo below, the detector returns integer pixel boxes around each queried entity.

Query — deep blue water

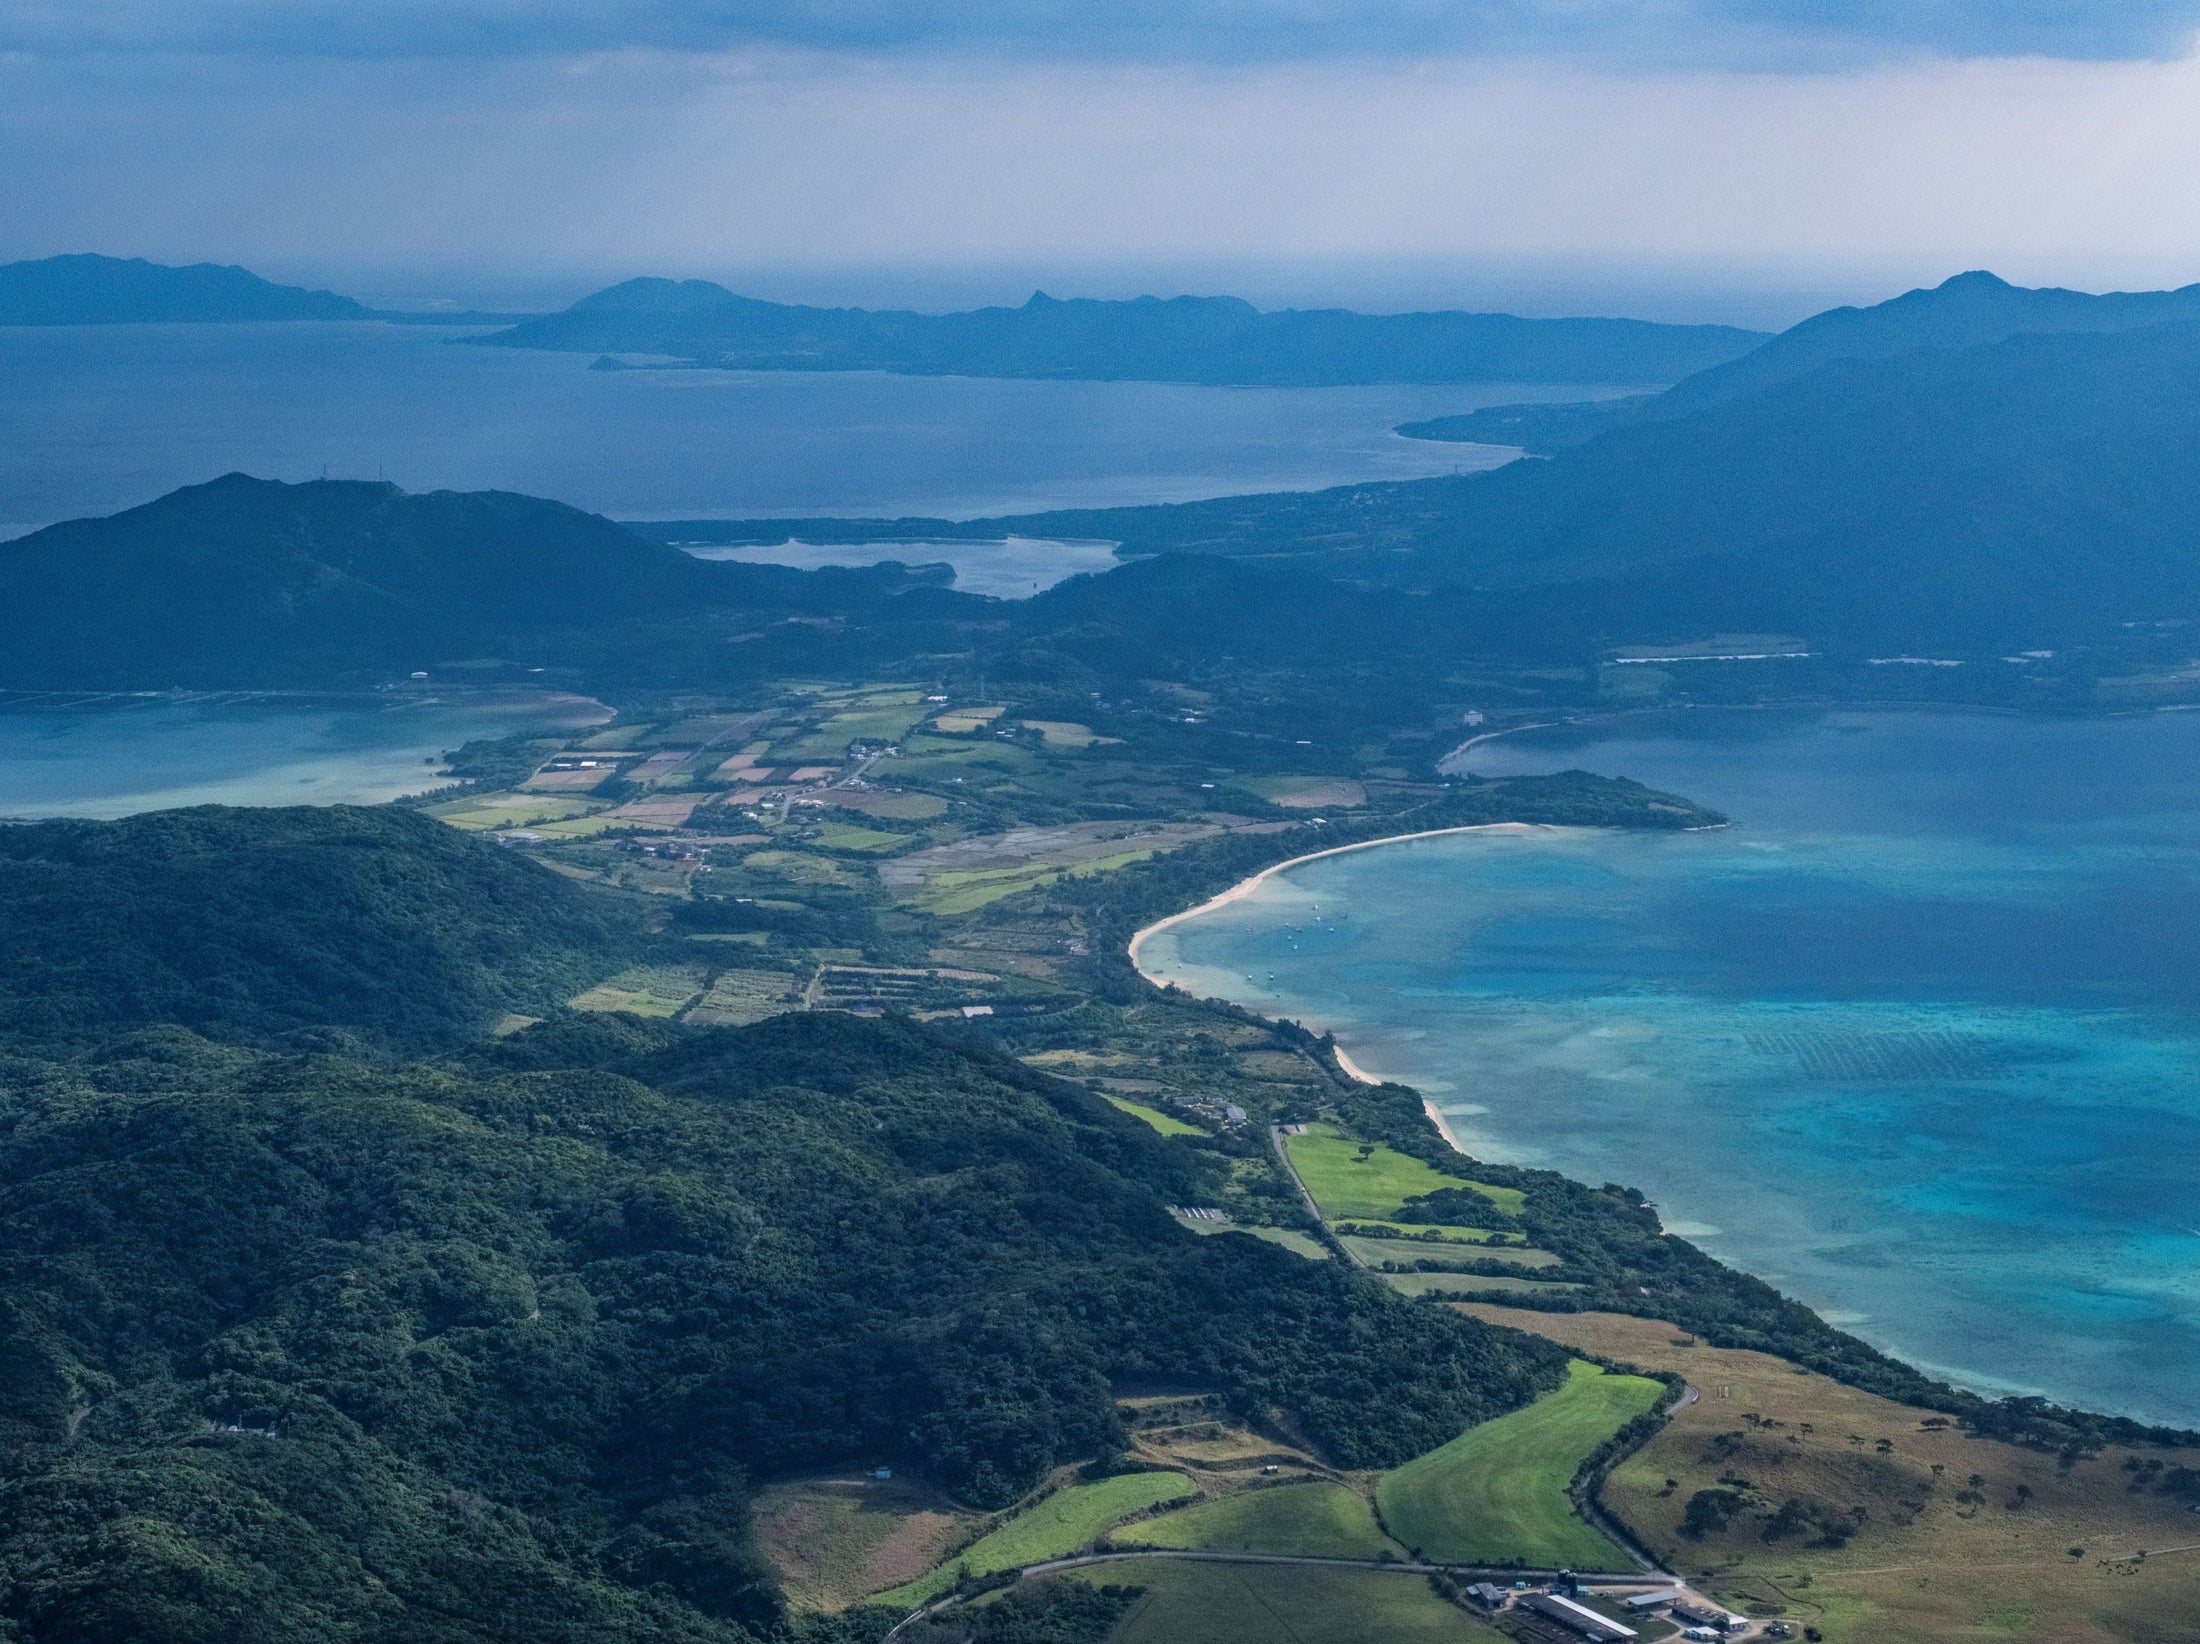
[1140,710,2200,1428]
[0,321,1596,540]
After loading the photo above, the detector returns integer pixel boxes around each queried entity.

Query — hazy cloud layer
[8,0,2200,64]
[9,47,2200,299]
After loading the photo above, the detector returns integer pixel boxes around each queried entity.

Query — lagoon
[1137,710,2200,1428]
[0,692,608,820]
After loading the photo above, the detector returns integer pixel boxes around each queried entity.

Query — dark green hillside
[0,473,719,687]
[0,1012,1566,1641]
[811,316,2200,655]
[0,806,639,1052]
[0,253,370,325]
[1406,268,2200,451]
[479,280,1762,385]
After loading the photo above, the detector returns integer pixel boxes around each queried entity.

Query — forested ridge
[0,809,1573,1642]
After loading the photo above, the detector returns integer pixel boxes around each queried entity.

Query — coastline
[1124,821,1551,967]
[1124,822,1549,1159]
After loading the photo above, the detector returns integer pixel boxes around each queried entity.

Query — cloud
[11,46,2200,298]
[6,0,2200,66]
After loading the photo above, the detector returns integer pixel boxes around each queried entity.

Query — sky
[8,2,2200,322]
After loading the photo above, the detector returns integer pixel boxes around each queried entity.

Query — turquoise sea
[0,691,609,820]
[1138,710,2200,1429]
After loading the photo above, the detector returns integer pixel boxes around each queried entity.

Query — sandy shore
[1126,822,1549,1158]
[1124,821,1549,967]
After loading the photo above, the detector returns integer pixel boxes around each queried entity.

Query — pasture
[1459,1304,2200,1644]
[1112,1481,1399,1559]
[876,1472,1197,1608]
[1284,1126,1525,1221]
[1376,1359,1662,1569]
[1093,1561,1501,1644]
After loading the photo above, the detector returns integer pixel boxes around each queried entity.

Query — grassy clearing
[1285,1126,1525,1221]
[1020,720,1121,749]
[876,1473,1196,1608]
[1457,1305,2200,1644]
[811,823,909,854]
[1171,1214,1328,1260]
[1377,1360,1663,1569]
[751,1476,979,1611]
[910,850,1158,916]
[1104,1095,1205,1137]
[1331,1218,1524,1245]
[1339,1236,1561,1271]
[567,965,711,1017]
[1096,1560,1501,1644]
[1112,1481,1400,1559]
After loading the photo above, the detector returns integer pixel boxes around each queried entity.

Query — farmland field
[1104,1095,1205,1136]
[1338,1236,1561,1270]
[1376,1360,1662,1569]
[1284,1126,1525,1220]
[876,1472,1196,1608]
[1111,1481,1399,1559]
[1094,1560,1501,1644]
[566,965,710,1017]
[1328,1218,1523,1245]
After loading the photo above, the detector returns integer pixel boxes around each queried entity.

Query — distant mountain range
[472,279,1767,386]
[0,254,372,325]
[644,275,2200,655]
[1401,270,2200,450]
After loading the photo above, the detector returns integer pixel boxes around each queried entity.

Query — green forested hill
[0,1012,1566,1641]
[0,806,640,1052]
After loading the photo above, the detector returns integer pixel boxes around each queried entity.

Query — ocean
[1136,709,2200,1429]
[0,318,1616,812]
[0,320,1587,541]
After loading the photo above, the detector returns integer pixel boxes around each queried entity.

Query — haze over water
[1140,710,2200,1428]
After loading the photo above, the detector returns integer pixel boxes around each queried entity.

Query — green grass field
[1330,1219,1524,1245]
[1376,1360,1663,1569]
[566,965,710,1017]
[810,823,909,854]
[1093,1560,1500,1644]
[1338,1237,1561,1272]
[1105,1095,1205,1137]
[1112,1482,1399,1559]
[1284,1126,1525,1220]
[876,1472,1196,1607]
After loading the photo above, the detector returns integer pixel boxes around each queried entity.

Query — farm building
[1671,1598,1745,1631]
[1623,1590,1681,1611]
[1465,1582,1508,1609]
[1519,1592,1638,1642]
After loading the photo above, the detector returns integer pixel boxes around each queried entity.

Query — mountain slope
[1408,269,2200,450]
[0,254,371,325]
[0,474,739,687]
[0,805,640,1052]
[477,280,1764,386]
[0,1009,1567,1638]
